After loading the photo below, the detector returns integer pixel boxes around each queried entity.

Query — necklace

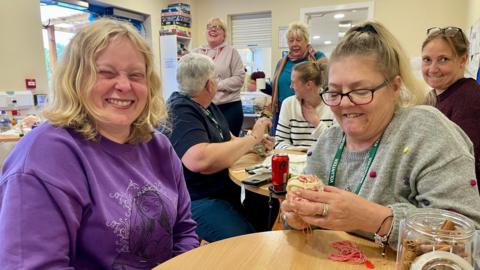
[327,133,382,194]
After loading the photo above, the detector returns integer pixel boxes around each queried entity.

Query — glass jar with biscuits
[396,208,475,270]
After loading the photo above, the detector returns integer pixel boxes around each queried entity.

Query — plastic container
[0,112,11,132]
[396,208,475,270]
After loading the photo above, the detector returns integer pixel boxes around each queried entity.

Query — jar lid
[406,208,475,240]
[410,251,473,270]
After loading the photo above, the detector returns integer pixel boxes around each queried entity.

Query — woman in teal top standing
[270,21,327,134]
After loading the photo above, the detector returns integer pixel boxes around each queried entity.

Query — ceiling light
[42,0,89,11]
[55,23,75,28]
[324,40,332,45]
[334,13,345,19]
[312,35,320,40]
[338,32,346,38]
[339,20,352,28]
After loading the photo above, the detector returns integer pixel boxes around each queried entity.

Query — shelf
[159,32,191,39]
[177,35,191,41]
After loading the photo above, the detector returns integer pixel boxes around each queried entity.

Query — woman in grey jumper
[280,21,480,251]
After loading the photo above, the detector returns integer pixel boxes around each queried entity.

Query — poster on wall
[468,18,480,81]
[159,35,179,99]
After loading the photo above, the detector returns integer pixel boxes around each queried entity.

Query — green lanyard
[185,94,224,140]
[327,134,382,194]
[201,106,224,140]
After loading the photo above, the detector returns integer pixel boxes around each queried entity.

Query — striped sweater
[275,96,334,149]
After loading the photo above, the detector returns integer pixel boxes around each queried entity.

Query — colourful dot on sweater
[470,179,477,186]
[369,171,377,178]
[403,146,410,153]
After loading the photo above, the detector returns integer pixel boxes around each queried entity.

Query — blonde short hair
[43,18,167,144]
[206,17,227,39]
[330,21,425,107]
[286,21,310,43]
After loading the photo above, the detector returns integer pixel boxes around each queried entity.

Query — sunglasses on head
[427,27,466,44]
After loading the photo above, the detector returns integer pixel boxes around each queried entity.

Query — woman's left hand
[288,185,387,232]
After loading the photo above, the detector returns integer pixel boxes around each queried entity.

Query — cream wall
[191,0,472,76]
[0,0,48,92]
[468,0,480,27]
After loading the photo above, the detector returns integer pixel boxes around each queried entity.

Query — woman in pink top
[193,17,246,136]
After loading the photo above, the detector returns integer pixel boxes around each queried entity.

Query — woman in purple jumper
[0,19,198,269]
[422,26,480,183]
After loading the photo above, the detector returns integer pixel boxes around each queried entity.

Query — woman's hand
[251,117,271,144]
[287,186,391,233]
[280,193,310,230]
[262,136,275,152]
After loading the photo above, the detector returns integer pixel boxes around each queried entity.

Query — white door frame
[300,1,374,24]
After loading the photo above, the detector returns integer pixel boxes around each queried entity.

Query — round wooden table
[229,152,276,197]
[154,230,397,270]
[228,150,306,198]
[0,135,21,142]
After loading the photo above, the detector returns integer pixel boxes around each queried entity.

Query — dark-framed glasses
[427,27,466,44]
[320,80,388,107]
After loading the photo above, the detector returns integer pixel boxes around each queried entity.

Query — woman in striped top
[274,61,334,150]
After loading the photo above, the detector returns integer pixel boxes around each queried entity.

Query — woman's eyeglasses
[207,25,223,32]
[320,80,388,107]
[427,27,466,44]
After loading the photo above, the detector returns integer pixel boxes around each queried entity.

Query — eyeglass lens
[207,25,222,31]
[321,80,387,106]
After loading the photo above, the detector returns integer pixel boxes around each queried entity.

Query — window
[40,1,146,86]
[231,12,272,78]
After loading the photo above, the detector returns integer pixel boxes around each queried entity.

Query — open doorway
[300,2,373,57]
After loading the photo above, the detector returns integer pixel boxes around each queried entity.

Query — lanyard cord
[184,94,225,140]
[327,133,382,194]
[201,106,225,140]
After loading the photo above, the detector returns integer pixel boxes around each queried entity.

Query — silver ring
[321,203,329,217]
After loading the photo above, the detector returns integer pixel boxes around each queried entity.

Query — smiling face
[206,22,225,48]
[287,34,308,59]
[421,37,466,93]
[89,36,148,143]
[328,55,399,149]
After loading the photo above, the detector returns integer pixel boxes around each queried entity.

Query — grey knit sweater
[305,105,480,249]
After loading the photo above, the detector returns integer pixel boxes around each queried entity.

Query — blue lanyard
[327,134,382,194]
